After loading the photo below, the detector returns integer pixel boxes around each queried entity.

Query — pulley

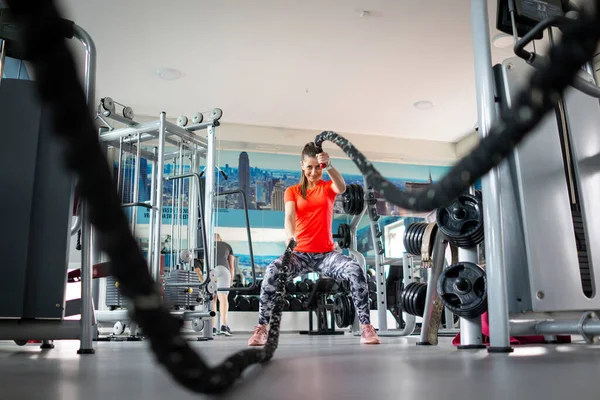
[436,192,484,248]
[400,282,427,317]
[403,222,429,256]
[437,261,487,319]
[342,184,365,215]
[333,223,351,249]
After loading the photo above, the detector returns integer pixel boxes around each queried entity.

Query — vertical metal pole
[147,148,158,268]
[73,25,98,355]
[189,148,199,260]
[204,126,216,273]
[116,138,124,195]
[203,125,216,338]
[177,144,184,267]
[170,159,176,269]
[0,39,6,83]
[470,0,512,352]
[457,247,485,349]
[131,134,141,237]
[152,114,166,281]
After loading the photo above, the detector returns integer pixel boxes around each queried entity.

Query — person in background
[212,233,235,336]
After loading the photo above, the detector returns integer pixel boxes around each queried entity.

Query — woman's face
[301,156,323,184]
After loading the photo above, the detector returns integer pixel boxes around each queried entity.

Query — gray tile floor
[1,333,599,400]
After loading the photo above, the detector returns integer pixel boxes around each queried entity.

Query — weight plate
[179,249,193,263]
[113,321,126,335]
[191,318,204,332]
[207,281,218,294]
[192,112,204,124]
[436,193,484,248]
[334,294,346,328]
[14,340,28,346]
[437,261,487,319]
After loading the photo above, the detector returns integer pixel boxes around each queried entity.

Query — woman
[248,142,381,346]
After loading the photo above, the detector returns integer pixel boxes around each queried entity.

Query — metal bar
[215,189,257,292]
[72,25,96,111]
[131,133,141,237]
[510,318,600,337]
[418,232,446,344]
[470,0,511,351]
[152,114,166,281]
[121,202,152,210]
[0,321,85,340]
[146,148,157,267]
[457,246,485,348]
[188,148,199,264]
[170,158,176,269]
[102,111,138,126]
[177,143,184,267]
[164,121,208,148]
[99,121,160,142]
[71,24,98,354]
[182,120,218,132]
[204,126,216,272]
[0,39,6,82]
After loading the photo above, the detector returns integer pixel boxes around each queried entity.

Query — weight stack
[105,276,125,308]
[163,270,201,309]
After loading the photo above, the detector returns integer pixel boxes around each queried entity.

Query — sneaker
[360,324,381,345]
[220,325,233,336]
[247,325,268,346]
[212,327,220,336]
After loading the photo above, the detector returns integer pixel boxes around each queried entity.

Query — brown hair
[299,142,319,199]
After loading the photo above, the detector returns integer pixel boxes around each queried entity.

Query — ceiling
[56,0,564,143]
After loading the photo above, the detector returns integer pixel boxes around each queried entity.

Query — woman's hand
[285,236,297,247]
[317,152,330,168]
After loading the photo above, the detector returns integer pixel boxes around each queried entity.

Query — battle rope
[315,2,600,212]
[4,0,600,394]
[5,0,296,394]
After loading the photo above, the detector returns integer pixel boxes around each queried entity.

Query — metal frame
[472,0,600,349]
[0,24,99,350]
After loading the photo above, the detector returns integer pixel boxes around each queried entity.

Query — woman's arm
[284,201,296,245]
[317,152,346,194]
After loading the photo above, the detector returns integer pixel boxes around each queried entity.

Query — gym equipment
[332,223,351,249]
[333,293,355,329]
[437,262,487,319]
[436,192,485,248]
[342,184,365,216]
[400,282,427,317]
[6,0,600,393]
[300,278,345,335]
[403,222,428,256]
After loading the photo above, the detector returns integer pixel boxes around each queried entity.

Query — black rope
[315,2,600,212]
[4,0,600,394]
[4,0,296,394]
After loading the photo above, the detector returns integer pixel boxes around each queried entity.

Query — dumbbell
[283,295,291,311]
[285,281,297,294]
[290,294,306,311]
[368,280,376,293]
[236,295,251,311]
[250,296,260,311]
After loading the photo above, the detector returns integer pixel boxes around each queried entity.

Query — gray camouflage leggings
[258,251,371,325]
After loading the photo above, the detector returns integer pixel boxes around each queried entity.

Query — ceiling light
[156,68,182,81]
[492,33,515,48]
[413,100,434,110]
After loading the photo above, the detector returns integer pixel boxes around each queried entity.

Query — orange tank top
[284,180,338,253]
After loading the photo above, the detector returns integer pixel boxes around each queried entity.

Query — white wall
[120,116,460,167]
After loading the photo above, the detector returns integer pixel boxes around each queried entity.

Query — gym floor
[1,333,598,400]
